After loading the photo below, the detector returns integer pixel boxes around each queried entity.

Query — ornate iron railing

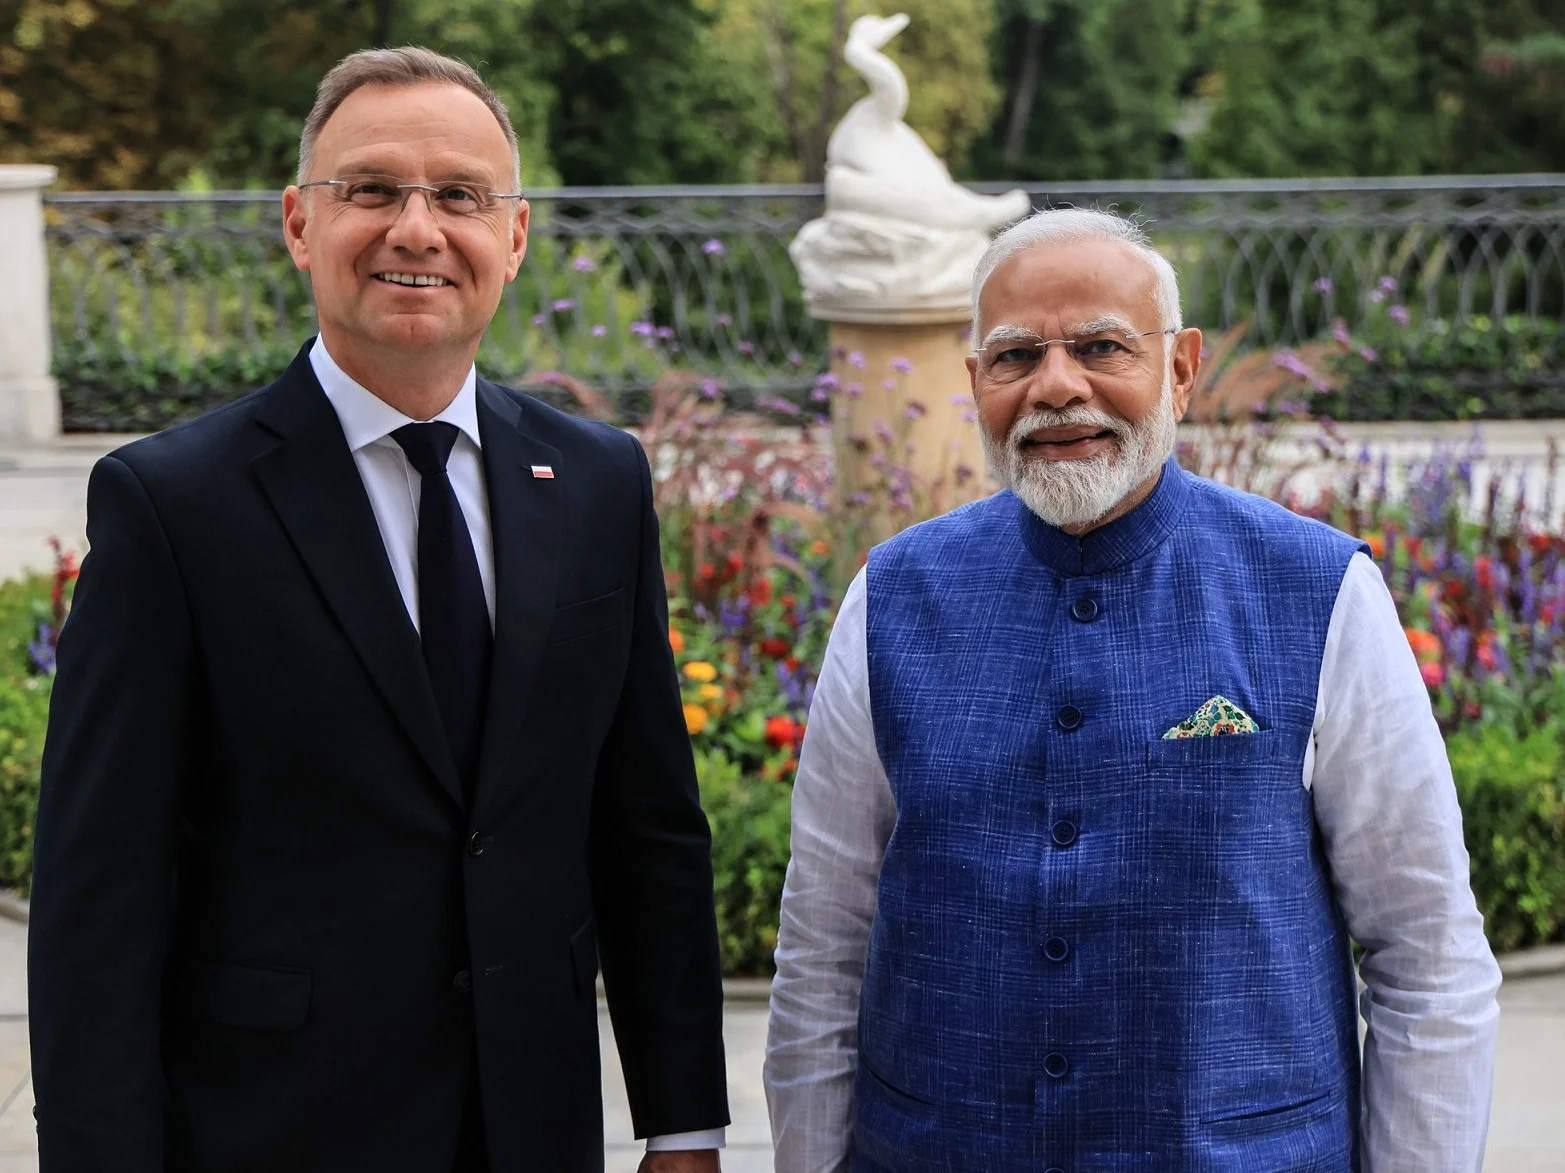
[44,176,1565,429]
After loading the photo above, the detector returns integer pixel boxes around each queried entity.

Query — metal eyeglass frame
[297,175,526,214]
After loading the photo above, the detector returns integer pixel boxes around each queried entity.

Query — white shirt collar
[309,336,482,453]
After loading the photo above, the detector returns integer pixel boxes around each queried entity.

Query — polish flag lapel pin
[530,464,555,479]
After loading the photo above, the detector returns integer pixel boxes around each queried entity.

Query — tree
[970,0,1190,181]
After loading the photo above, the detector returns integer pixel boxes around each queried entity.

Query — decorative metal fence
[44,176,1565,429]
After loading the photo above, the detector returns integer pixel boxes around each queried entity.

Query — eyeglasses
[297,174,525,217]
[972,328,1176,386]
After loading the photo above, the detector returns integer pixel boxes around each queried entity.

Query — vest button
[1070,597,1099,622]
[1051,820,1078,847]
[452,970,473,995]
[1044,1052,1069,1078]
[467,831,485,857]
[1044,936,1070,962]
[1045,1168,1066,1173]
[1055,705,1083,731]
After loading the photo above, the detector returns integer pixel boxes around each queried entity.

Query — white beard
[982,370,1178,530]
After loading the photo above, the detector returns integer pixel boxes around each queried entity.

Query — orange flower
[810,540,830,557]
[682,661,718,682]
[668,626,685,654]
[682,703,709,735]
[1365,532,1386,559]
[1404,627,1441,662]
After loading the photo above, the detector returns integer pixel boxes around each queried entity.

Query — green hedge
[1448,722,1565,953]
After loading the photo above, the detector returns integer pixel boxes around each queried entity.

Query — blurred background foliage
[2,0,1561,191]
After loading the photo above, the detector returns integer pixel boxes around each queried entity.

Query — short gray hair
[297,47,521,187]
[971,207,1183,338]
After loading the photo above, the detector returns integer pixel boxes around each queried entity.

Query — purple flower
[848,351,866,369]
[1369,289,1386,304]
[1359,346,1379,362]
[1332,317,1352,346]
[883,379,896,391]
[1389,304,1411,327]
[891,356,913,374]
[962,410,978,423]
[1313,277,1334,294]
[572,256,597,273]
[28,623,55,674]
[904,401,927,420]
[950,393,970,406]
[591,324,607,337]
[811,386,830,403]
[737,341,755,356]
[698,378,721,399]
[1378,275,1399,292]
[702,239,727,256]
[657,326,675,340]
[872,418,894,443]
[531,313,548,327]
[846,382,864,398]
[630,321,656,337]
[715,313,733,328]
[552,298,577,312]
[788,350,804,367]
[758,395,801,416]
[816,372,840,391]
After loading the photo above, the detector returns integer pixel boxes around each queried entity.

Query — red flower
[1528,532,1553,556]
[758,637,792,658]
[765,715,804,749]
[727,554,744,574]
[1404,536,1423,560]
[749,579,773,606]
[699,563,717,582]
[784,656,801,673]
[1476,635,1498,670]
[1420,661,1446,689]
[1475,556,1495,591]
[780,594,796,610]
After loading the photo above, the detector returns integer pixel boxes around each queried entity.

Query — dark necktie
[392,422,492,800]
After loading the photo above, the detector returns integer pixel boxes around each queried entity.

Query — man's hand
[638,1150,720,1173]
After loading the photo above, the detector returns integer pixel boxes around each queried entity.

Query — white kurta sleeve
[764,568,896,1173]
[1310,552,1501,1172]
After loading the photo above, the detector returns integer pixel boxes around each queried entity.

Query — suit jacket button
[1044,1052,1069,1079]
[1055,705,1083,731]
[453,970,473,995]
[467,831,485,857]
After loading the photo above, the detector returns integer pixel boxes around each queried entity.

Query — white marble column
[0,165,61,443]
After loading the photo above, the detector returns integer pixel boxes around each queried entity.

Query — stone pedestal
[823,312,988,545]
[0,166,60,443]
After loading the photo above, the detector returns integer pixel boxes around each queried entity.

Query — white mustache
[1007,409,1127,450]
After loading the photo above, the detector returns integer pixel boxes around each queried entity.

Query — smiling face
[282,82,528,379]
[967,237,1202,532]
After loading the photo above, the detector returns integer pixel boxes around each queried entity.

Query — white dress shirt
[765,552,1501,1172]
[311,338,725,1155]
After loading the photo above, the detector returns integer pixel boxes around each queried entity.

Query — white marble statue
[790,12,1031,321]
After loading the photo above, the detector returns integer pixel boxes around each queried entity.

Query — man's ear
[1169,327,1202,423]
[505,200,530,283]
[282,186,311,273]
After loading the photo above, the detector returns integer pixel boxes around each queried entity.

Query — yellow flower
[699,684,723,702]
[682,703,709,735]
[683,660,718,683]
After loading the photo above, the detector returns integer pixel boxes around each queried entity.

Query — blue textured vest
[854,460,1366,1172]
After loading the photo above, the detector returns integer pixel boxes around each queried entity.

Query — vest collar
[1016,457,1189,576]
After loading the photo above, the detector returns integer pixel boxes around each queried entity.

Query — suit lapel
[473,380,562,810]
[251,349,464,808]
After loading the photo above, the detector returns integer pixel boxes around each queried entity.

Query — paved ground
[0,915,1555,1170]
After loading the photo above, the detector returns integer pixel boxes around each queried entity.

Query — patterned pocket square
[1161,695,1260,740]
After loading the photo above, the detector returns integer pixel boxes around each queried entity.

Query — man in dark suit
[28,46,728,1173]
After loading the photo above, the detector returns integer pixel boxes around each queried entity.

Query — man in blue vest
[764,208,1500,1172]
